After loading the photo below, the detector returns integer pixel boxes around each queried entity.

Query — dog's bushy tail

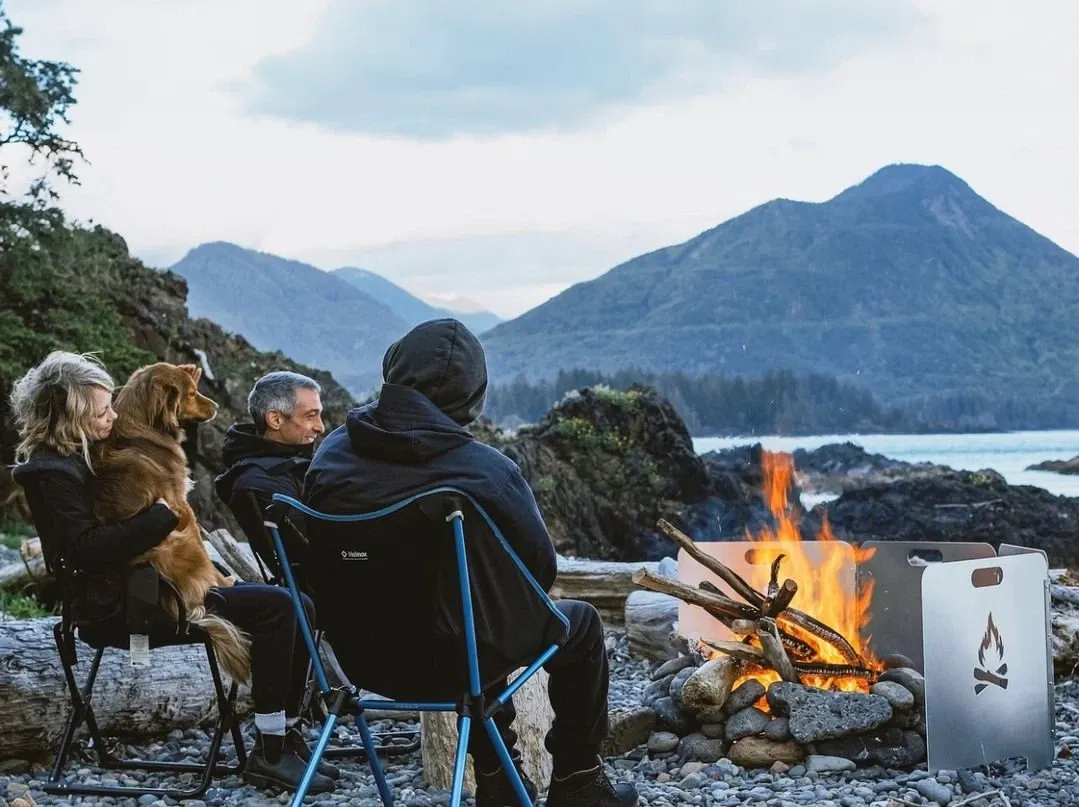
[188,606,252,683]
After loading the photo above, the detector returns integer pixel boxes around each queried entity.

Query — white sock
[255,710,287,736]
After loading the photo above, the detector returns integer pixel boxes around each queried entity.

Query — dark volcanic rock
[1028,455,1079,475]
[491,388,778,560]
[815,726,927,769]
[792,442,948,494]
[802,469,1079,567]
[767,683,893,743]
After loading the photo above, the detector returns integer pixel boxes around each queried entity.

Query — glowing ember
[703,450,879,693]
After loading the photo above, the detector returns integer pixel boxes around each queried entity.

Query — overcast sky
[6,0,1078,318]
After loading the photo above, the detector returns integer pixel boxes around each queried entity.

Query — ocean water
[693,429,1079,499]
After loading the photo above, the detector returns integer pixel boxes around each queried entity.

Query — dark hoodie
[303,321,561,688]
[305,320,557,591]
[214,423,312,581]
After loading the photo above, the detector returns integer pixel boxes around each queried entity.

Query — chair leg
[45,640,246,800]
[449,715,473,807]
[357,712,395,807]
[482,717,533,807]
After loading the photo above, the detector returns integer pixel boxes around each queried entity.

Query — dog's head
[115,362,218,435]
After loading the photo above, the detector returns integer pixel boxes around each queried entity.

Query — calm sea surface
[693,429,1079,499]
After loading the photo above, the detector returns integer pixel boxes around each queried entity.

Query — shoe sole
[243,771,335,795]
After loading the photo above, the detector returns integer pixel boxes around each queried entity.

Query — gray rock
[647,731,681,753]
[815,728,926,769]
[653,696,696,735]
[695,706,728,724]
[870,681,915,711]
[669,666,696,709]
[767,683,893,743]
[806,755,857,774]
[724,680,767,715]
[913,778,954,804]
[764,717,791,742]
[877,667,925,710]
[956,768,984,793]
[680,657,739,713]
[700,723,726,739]
[652,655,695,681]
[880,653,916,670]
[677,732,727,763]
[643,674,676,706]
[788,765,806,778]
[602,707,657,756]
[726,707,771,741]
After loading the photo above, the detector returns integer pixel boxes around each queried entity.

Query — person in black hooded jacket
[305,319,637,807]
[214,371,325,585]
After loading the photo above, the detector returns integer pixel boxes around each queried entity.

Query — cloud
[237,0,925,138]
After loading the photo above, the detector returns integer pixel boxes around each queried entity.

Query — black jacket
[303,320,562,687]
[214,424,311,581]
[11,446,178,624]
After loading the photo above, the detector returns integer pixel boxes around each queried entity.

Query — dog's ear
[150,374,183,433]
[178,364,202,384]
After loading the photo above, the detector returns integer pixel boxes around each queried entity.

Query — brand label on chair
[130,634,150,667]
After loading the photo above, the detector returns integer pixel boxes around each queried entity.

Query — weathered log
[203,527,264,584]
[700,638,766,664]
[757,617,800,683]
[0,617,254,760]
[422,668,553,795]
[0,537,49,592]
[657,519,764,608]
[549,557,659,625]
[765,580,798,619]
[624,591,679,661]
[632,568,757,620]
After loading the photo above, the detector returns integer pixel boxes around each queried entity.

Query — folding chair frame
[43,604,247,799]
[266,488,569,807]
[243,492,420,761]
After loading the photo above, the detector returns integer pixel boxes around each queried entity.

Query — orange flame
[708,451,879,693]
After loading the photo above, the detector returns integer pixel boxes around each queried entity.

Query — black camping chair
[42,559,247,800]
[242,491,420,760]
[264,487,570,807]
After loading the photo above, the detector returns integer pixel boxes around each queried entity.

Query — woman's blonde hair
[9,351,115,468]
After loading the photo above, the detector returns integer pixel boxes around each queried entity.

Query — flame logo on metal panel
[973,612,1008,694]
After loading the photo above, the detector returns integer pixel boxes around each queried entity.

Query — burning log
[757,617,800,684]
[631,569,758,621]
[765,579,798,618]
[656,518,864,667]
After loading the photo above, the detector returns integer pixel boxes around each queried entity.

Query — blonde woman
[9,351,335,795]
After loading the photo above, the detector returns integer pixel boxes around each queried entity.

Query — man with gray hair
[215,371,325,577]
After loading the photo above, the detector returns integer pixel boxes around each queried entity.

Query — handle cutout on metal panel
[971,566,1004,587]
[906,549,943,566]
[745,548,785,566]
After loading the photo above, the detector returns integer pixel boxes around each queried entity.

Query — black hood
[382,318,488,426]
[215,423,313,501]
[346,384,475,465]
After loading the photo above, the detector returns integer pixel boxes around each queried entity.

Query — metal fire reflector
[678,540,1055,774]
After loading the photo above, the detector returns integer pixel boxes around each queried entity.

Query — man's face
[266,388,325,444]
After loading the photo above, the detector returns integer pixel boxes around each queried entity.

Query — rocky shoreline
[1,632,1075,807]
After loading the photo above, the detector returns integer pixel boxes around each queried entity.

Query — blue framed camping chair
[264,488,570,807]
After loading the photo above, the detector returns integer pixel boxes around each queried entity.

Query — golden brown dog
[91,362,250,682]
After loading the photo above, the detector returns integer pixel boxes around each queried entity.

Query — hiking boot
[475,758,538,807]
[285,723,341,780]
[546,761,638,807]
[243,730,335,794]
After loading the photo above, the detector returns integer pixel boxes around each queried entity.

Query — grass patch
[0,590,53,619]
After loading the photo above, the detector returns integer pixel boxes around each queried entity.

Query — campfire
[634,450,881,694]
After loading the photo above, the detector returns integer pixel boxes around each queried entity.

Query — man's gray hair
[248,371,321,434]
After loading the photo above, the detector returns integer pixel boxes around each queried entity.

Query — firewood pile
[633,519,877,688]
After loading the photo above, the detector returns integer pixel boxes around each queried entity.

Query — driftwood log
[549,558,659,625]
[624,591,679,660]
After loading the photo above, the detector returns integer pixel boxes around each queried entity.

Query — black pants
[206,582,315,716]
[337,600,608,775]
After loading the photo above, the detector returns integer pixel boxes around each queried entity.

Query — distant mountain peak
[834,162,975,202]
